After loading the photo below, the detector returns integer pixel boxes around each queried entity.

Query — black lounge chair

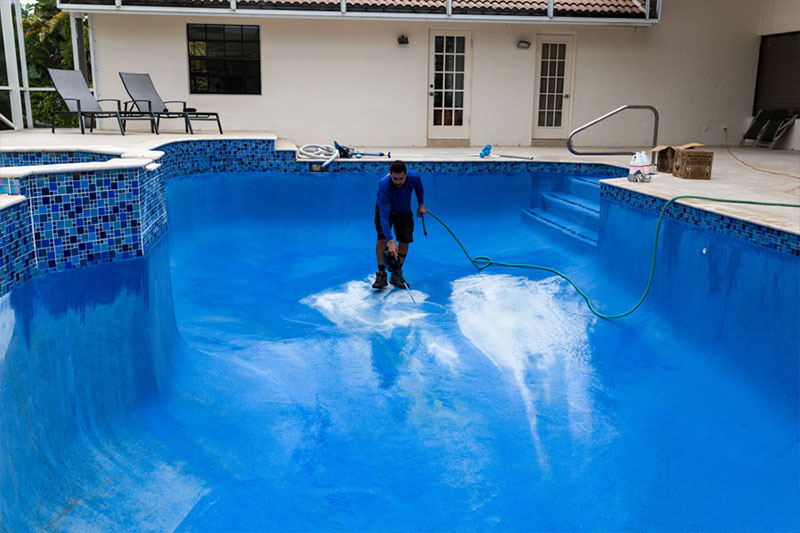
[119,72,223,134]
[756,112,796,149]
[48,68,156,135]
[740,109,774,146]
[742,109,797,149]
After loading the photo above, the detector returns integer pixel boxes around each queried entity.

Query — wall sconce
[397,35,409,45]
[517,40,531,49]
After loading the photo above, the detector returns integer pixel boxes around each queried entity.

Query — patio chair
[755,112,796,149]
[740,109,774,146]
[119,72,223,134]
[47,68,156,135]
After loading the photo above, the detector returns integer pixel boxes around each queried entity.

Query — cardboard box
[673,148,714,179]
[649,143,704,173]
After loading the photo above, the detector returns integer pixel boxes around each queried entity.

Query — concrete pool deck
[1,129,798,234]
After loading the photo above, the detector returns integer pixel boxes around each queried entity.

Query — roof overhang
[58,1,661,26]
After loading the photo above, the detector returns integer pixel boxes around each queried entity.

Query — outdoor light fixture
[517,40,531,49]
[397,35,409,45]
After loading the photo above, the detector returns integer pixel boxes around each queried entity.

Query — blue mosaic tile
[322,159,626,177]
[0,151,111,167]
[0,200,36,296]
[141,164,168,252]
[601,183,800,257]
[22,168,146,273]
[0,177,21,195]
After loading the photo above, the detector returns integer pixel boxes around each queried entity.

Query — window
[432,35,466,126]
[187,24,260,95]
[537,42,567,128]
[753,32,799,115]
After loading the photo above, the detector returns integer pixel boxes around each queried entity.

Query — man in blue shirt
[373,160,427,289]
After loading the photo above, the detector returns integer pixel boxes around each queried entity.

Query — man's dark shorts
[375,205,414,243]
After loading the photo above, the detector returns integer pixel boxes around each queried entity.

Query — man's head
[389,160,407,188]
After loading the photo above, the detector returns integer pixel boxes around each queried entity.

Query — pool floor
[157,208,797,530]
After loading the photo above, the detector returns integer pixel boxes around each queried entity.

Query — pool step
[568,176,601,203]
[541,191,599,229]
[521,207,598,249]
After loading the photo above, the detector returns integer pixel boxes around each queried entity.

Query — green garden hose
[424,195,800,319]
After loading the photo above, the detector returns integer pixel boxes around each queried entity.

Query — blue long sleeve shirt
[376,170,424,242]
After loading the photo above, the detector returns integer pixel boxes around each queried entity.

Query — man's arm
[377,186,394,245]
[414,174,426,217]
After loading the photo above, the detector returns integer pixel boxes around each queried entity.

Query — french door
[532,35,575,139]
[428,30,471,140]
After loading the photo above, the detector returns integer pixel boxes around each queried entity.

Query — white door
[532,35,575,139]
[428,31,471,140]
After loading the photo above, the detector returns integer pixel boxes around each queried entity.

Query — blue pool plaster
[1,143,798,530]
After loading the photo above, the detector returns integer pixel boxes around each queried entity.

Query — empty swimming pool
[2,168,798,530]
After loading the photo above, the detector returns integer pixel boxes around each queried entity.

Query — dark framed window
[753,31,799,115]
[187,24,260,95]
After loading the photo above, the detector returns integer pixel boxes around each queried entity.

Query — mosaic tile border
[0,151,112,167]
[22,168,146,272]
[0,200,36,296]
[601,183,800,256]
[152,139,627,178]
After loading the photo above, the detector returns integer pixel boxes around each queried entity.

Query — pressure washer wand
[404,283,416,303]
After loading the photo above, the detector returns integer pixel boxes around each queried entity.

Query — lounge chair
[741,109,797,149]
[740,109,775,146]
[119,72,223,134]
[48,68,156,135]
[755,112,796,149]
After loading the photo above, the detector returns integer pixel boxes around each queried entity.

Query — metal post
[446,0,452,16]
[645,0,650,19]
[547,0,554,18]
[0,0,23,128]
[13,0,32,127]
[340,0,345,14]
[70,13,88,81]
[87,13,98,95]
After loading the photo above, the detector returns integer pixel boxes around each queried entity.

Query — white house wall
[758,0,800,35]
[91,0,794,147]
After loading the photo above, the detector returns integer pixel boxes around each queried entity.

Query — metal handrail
[566,104,659,156]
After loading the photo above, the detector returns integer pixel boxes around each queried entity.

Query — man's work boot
[372,271,388,289]
[389,269,406,288]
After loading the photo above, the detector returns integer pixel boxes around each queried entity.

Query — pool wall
[0,200,36,295]
[600,187,800,412]
[0,237,182,528]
